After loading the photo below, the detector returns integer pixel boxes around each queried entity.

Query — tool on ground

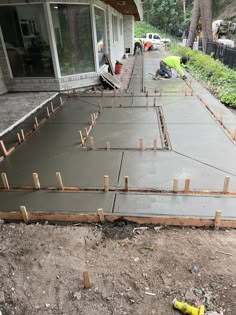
[173,299,205,315]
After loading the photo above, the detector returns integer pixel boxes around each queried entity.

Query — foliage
[170,44,236,107]
[134,22,178,42]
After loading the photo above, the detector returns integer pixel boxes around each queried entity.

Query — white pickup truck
[134,33,171,47]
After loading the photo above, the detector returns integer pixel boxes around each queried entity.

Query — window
[154,35,161,39]
[0,5,54,77]
[148,34,152,39]
[51,4,95,75]
[95,7,106,68]
[119,18,123,36]
[112,15,118,43]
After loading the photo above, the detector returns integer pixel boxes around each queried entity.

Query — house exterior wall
[0,0,138,92]
[123,15,135,55]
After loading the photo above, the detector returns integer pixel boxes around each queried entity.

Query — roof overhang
[103,0,143,21]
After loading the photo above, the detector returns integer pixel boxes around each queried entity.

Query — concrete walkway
[0,51,236,225]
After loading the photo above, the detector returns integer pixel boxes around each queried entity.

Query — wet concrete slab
[97,108,158,124]
[168,124,236,174]
[118,151,236,191]
[114,193,236,219]
[163,97,215,124]
[0,190,115,213]
[0,151,122,188]
[132,95,189,107]
[84,124,162,149]
[144,79,186,93]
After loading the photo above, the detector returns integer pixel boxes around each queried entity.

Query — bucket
[115,61,123,74]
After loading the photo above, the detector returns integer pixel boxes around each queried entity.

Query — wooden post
[124,176,129,191]
[104,175,109,192]
[90,137,95,150]
[0,140,8,157]
[46,107,50,117]
[21,129,25,141]
[83,271,91,289]
[184,178,190,193]
[139,138,144,151]
[214,210,221,229]
[223,176,230,193]
[1,173,10,190]
[17,133,21,144]
[106,142,110,150]
[98,208,105,222]
[35,117,39,128]
[33,173,40,189]
[51,102,54,113]
[56,172,64,190]
[173,178,178,193]
[79,130,84,146]
[153,139,157,151]
[20,206,29,223]
[59,96,63,106]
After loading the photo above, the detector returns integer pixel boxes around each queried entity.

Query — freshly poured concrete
[0,151,122,188]
[114,193,236,219]
[1,51,236,222]
[118,151,236,191]
[0,190,115,213]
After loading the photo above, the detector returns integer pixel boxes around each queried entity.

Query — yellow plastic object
[173,299,205,315]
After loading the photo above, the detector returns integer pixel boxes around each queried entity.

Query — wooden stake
[214,210,221,229]
[223,176,230,193]
[184,178,190,193]
[104,175,109,192]
[90,137,95,149]
[79,130,84,146]
[51,102,54,113]
[35,117,39,128]
[139,138,144,151]
[17,133,21,144]
[83,271,91,289]
[106,142,110,150]
[20,206,29,223]
[32,173,40,190]
[59,96,63,106]
[56,172,64,190]
[173,178,178,193]
[46,107,50,117]
[0,140,8,157]
[153,139,157,151]
[124,176,129,191]
[21,129,25,141]
[153,98,156,107]
[98,208,105,222]
[160,89,163,96]
[144,86,146,93]
[1,173,10,190]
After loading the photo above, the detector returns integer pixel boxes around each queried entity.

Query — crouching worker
[133,40,143,55]
[156,56,188,80]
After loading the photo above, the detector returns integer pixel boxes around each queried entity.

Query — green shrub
[170,44,236,107]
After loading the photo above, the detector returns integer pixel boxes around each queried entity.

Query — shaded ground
[0,223,235,315]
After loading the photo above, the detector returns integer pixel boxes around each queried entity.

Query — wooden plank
[98,208,105,222]
[56,172,64,190]
[1,173,10,190]
[0,140,8,157]
[83,271,91,289]
[124,176,129,191]
[184,179,190,193]
[33,173,40,190]
[215,210,221,229]
[20,206,29,223]
[223,176,230,193]
[104,175,109,192]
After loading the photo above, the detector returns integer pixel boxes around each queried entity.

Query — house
[0,0,143,94]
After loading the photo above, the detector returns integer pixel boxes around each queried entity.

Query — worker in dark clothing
[133,40,143,55]
[156,56,188,80]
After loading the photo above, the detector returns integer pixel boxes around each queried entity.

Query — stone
[73,291,82,301]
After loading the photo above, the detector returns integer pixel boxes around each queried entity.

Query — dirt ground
[0,222,235,315]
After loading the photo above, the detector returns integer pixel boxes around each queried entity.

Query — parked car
[134,33,171,49]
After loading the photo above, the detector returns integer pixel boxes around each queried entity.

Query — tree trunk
[187,0,200,48]
[200,0,213,53]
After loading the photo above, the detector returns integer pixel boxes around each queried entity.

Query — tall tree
[187,0,200,47]
[200,0,213,52]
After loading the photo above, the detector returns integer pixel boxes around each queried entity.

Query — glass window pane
[0,5,54,77]
[120,18,123,36]
[95,7,106,68]
[112,15,118,43]
[51,4,95,76]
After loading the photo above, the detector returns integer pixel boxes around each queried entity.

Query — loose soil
[0,223,236,315]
